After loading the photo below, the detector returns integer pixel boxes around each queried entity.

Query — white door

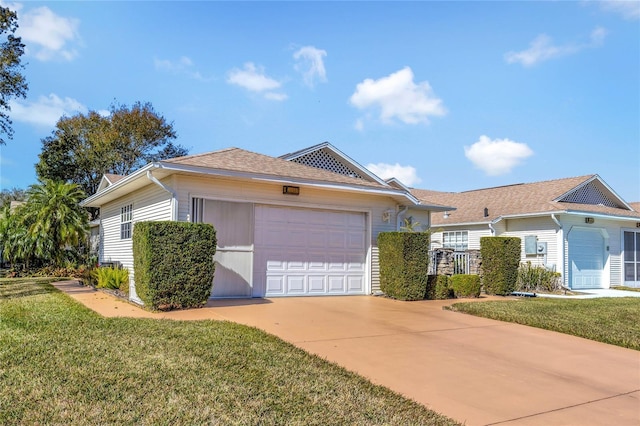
[254,206,367,297]
[204,200,254,298]
[568,228,605,289]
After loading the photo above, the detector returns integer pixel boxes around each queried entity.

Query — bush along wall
[434,275,453,300]
[480,236,521,295]
[449,274,481,298]
[378,232,430,301]
[133,221,216,310]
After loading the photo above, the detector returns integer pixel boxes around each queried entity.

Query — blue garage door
[568,228,605,290]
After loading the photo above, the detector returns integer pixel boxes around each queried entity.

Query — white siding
[503,217,560,269]
[100,181,172,301]
[431,225,490,251]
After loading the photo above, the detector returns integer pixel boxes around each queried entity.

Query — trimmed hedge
[378,232,430,301]
[480,236,521,295]
[450,274,481,298]
[434,275,453,300]
[133,221,216,310]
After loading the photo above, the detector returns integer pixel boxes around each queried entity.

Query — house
[81,142,450,302]
[412,175,640,289]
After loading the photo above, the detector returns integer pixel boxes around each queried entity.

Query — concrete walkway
[52,280,640,426]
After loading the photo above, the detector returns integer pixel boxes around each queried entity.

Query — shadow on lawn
[0,281,56,300]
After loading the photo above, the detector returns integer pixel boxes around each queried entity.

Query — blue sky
[0,1,638,202]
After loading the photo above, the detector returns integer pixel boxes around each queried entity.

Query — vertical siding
[100,182,172,300]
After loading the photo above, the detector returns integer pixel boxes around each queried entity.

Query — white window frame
[443,231,468,251]
[120,204,133,239]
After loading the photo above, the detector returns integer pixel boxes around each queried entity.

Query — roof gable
[554,175,630,209]
[280,142,388,186]
[97,173,125,192]
[413,175,640,225]
[163,147,389,189]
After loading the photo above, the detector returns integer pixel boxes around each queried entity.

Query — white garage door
[254,206,367,297]
[568,228,605,289]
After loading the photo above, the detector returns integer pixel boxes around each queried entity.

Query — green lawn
[0,279,458,425]
[612,286,640,292]
[448,297,640,350]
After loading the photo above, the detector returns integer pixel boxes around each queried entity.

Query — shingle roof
[104,173,125,184]
[162,147,389,189]
[412,175,640,225]
[630,202,640,212]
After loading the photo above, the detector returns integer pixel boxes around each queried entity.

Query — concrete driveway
[55,281,640,426]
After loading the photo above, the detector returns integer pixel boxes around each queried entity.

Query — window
[191,198,204,223]
[623,231,640,283]
[120,204,132,239]
[443,231,468,251]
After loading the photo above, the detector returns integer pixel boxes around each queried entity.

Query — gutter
[146,169,177,220]
[551,213,562,229]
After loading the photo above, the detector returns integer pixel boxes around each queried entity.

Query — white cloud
[154,56,210,81]
[354,119,364,132]
[464,135,533,176]
[505,27,607,67]
[227,62,286,101]
[597,0,640,20]
[367,162,422,187]
[350,67,446,125]
[9,94,87,127]
[293,45,327,87]
[16,4,80,61]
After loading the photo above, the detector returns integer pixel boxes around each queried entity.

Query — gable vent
[290,148,365,179]
[559,181,621,208]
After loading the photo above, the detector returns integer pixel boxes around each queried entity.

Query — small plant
[517,262,561,293]
[449,274,481,298]
[93,266,129,292]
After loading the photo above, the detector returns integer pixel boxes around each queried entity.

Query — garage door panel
[347,276,364,292]
[328,276,346,293]
[255,206,367,297]
[266,276,285,294]
[308,276,327,293]
[569,228,605,289]
[286,276,306,294]
[328,231,346,248]
[308,230,327,248]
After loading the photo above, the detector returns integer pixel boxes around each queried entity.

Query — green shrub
[434,275,453,300]
[449,274,481,298]
[517,262,562,292]
[480,237,521,295]
[378,232,430,301]
[93,266,129,292]
[133,221,216,310]
[425,275,437,300]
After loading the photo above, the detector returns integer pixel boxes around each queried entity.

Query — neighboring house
[81,142,449,302]
[412,175,640,289]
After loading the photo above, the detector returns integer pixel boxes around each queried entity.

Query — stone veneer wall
[430,249,481,276]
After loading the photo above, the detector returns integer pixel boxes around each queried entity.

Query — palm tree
[21,180,89,265]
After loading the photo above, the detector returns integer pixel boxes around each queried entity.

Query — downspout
[551,214,566,288]
[396,206,408,231]
[147,170,177,220]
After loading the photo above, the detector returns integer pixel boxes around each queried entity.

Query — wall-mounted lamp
[443,211,450,219]
[585,217,594,224]
[283,185,300,195]
[382,209,394,223]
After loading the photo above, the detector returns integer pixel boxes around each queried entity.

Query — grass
[448,297,640,350]
[0,279,458,425]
